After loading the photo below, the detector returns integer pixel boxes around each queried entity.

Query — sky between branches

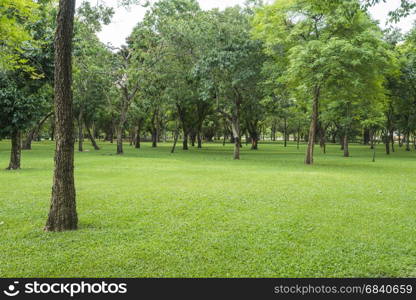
[77,0,416,48]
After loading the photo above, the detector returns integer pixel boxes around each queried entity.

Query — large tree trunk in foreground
[45,0,77,232]
[7,130,21,170]
[305,86,320,165]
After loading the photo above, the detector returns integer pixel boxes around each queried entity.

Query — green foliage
[0,0,40,73]
[0,74,48,136]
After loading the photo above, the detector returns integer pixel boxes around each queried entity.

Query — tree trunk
[50,115,55,141]
[251,138,258,150]
[231,113,241,160]
[22,128,36,150]
[86,124,100,150]
[151,111,158,148]
[305,86,320,165]
[197,132,202,149]
[45,0,77,232]
[283,118,287,147]
[343,132,349,157]
[398,131,402,147]
[135,124,141,149]
[406,132,411,151]
[78,110,83,152]
[109,122,114,144]
[390,129,395,153]
[23,112,53,150]
[116,127,123,154]
[171,123,179,154]
[385,133,390,155]
[190,132,196,147]
[363,128,370,145]
[152,128,157,148]
[7,130,21,170]
[182,131,188,150]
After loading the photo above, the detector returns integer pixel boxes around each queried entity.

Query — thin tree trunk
[7,130,21,170]
[23,112,53,150]
[398,131,402,147]
[78,110,83,152]
[385,133,390,155]
[197,132,202,149]
[343,131,349,157]
[171,123,179,154]
[86,124,99,150]
[390,129,395,153]
[183,131,188,150]
[45,0,77,232]
[23,128,36,150]
[116,127,123,154]
[135,124,141,149]
[305,86,320,165]
[232,118,240,160]
[406,132,411,151]
[284,118,287,147]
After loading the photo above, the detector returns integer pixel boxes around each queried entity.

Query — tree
[253,0,391,164]
[73,2,114,152]
[0,74,47,169]
[196,7,264,159]
[45,0,77,232]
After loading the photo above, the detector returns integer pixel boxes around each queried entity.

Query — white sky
[76,0,416,48]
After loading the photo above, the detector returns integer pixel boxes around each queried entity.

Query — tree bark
[305,86,320,165]
[45,0,77,232]
[7,130,21,170]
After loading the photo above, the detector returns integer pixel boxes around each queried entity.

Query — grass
[0,140,415,278]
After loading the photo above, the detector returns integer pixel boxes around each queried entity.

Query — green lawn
[0,140,415,277]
